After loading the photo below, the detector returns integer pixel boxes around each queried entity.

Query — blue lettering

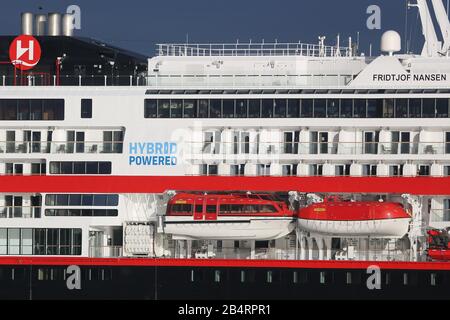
[170,143,177,154]
[129,156,136,165]
[155,143,163,154]
[171,157,177,165]
[129,143,138,154]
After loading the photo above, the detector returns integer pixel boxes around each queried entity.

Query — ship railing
[186,141,450,157]
[0,206,41,219]
[0,141,124,155]
[89,246,123,258]
[156,43,352,58]
[429,209,450,222]
[0,74,355,88]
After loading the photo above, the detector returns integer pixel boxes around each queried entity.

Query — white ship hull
[297,218,411,238]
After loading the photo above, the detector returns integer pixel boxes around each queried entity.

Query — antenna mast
[430,0,450,55]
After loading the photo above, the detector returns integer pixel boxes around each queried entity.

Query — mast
[431,0,450,55]
[411,0,441,56]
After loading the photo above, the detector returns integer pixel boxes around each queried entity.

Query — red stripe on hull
[0,257,449,270]
[0,176,449,195]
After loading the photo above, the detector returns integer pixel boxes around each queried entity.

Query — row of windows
[170,204,278,214]
[0,228,81,256]
[144,98,450,119]
[0,99,64,121]
[45,209,118,217]
[45,194,119,206]
[189,269,442,286]
[49,162,112,175]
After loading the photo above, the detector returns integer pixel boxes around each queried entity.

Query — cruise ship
[1,1,450,300]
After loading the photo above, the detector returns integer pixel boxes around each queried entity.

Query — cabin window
[81,99,92,118]
[436,99,449,118]
[170,99,183,118]
[301,99,313,117]
[183,100,197,118]
[198,100,209,118]
[327,99,340,118]
[49,161,112,175]
[170,204,193,214]
[367,99,383,117]
[206,205,216,213]
[235,99,248,118]
[248,99,261,118]
[214,270,221,283]
[209,99,222,118]
[274,99,287,118]
[261,99,274,118]
[157,100,170,118]
[313,99,326,117]
[144,99,157,118]
[287,99,300,118]
[354,99,367,118]
[422,99,436,117]
[340,99,353,117]
[0,99,64,121]
[222,100,234,118]
[395,99,408,117]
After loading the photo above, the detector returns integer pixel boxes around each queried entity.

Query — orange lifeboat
[298,196,411,237]
[163,192,296,240]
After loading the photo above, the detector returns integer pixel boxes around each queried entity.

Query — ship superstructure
[0,1,450,300]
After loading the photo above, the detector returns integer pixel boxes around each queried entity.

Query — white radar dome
[381,30,401,56]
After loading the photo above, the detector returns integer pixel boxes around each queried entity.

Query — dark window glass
[235,100,248,118]
[81,99,92,118]
[183,100,197,118]
[170,99,182,118]
[198,100,209,118]
[30,100,43,120]
[86,162,98,174]
[422,99,436,118]
[383,99,394,118]
[106,195,119,206]
[395,99,408,118]
[301,99,313,117]
[261,99,274,118]
[314,100,326,117]
[82,195,93,206]
[206,205,216,213]
[157,100,170,118]
[287,99,300,118]
[17,100,30,120]
[222,100,234,118]
[210,99,222,118]
[69,194,82,206]
[99,162,112,174]
[248,100,261,118]
[340,99,353,117]
[354,99,367,118]
[367,99,383,117]
[73,162,85,174]
[327,99,339,118]
[436,99,449,118]
[60,162,73,174]
[409,99,422,118]
[144,99,157,118]
[274,99,287,118]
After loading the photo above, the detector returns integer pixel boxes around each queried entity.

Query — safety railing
[186,141,450,157]
[0,206,41,219]
[0,74,354,88]
[156,42,353,57]
[0,141,124,154]
[89,246,123,258]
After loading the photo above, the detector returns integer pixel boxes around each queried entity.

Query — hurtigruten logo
[372,73,447,82]
[129,142,177,166]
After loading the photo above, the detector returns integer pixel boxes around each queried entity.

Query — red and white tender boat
[298,196,411,238]
[162,193,296,240]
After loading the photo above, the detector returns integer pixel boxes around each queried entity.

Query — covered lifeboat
[298,196,411,238]
[162,193,296,240]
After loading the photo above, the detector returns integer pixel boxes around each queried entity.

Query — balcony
[0,206,41,219]
[0,141,124,154]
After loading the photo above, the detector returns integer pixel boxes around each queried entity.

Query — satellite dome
[381,30,401,55]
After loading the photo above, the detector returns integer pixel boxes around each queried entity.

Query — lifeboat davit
[298,196,411,238]
[162,193,296,240]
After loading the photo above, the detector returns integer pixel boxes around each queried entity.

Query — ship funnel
[62,14,74,36]
[35,14,47,36]
[48,13,62,36]
[21,12,34,35]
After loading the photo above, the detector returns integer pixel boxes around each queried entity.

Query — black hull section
[1,264,450,300]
